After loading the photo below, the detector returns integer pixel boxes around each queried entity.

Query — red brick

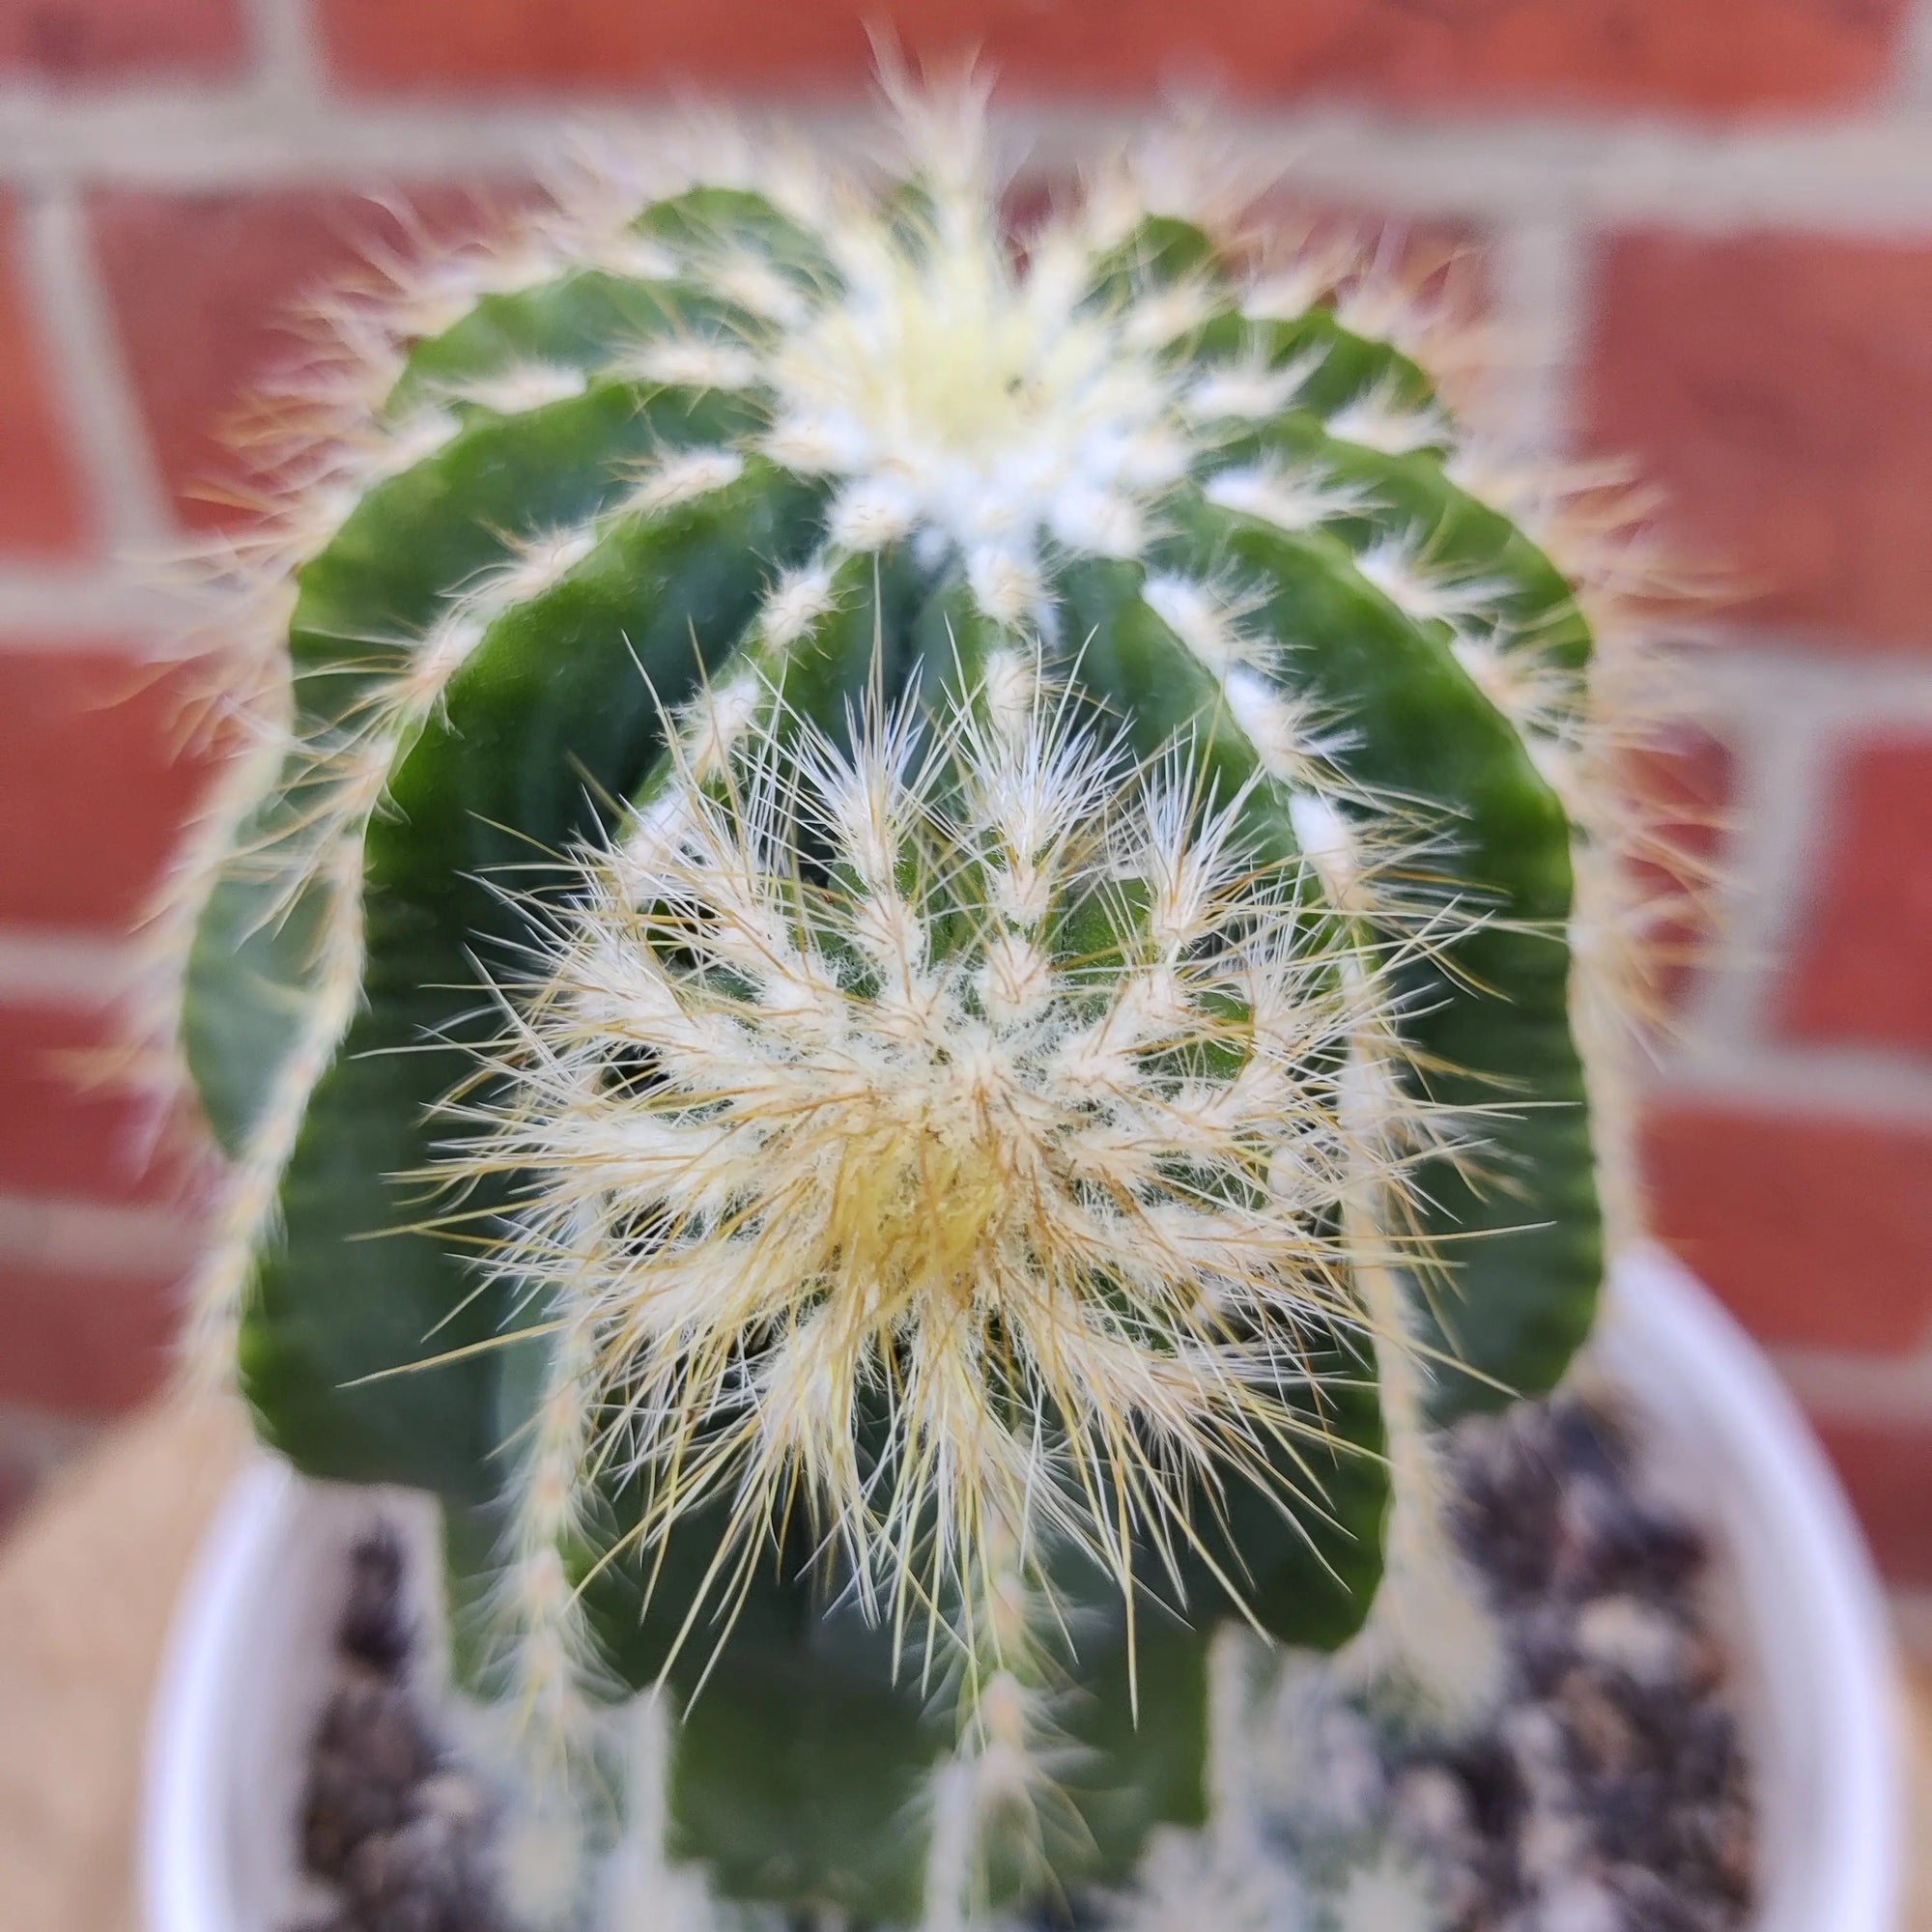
[1271,196,1490,301]
[1808,1414,1932,1586]
[0,1004,196,1208]
[1585,231,1932,652]
[1624,727,1735,1011]
[316,0,1904,112]
[0,1259,177,1413]
[89,185,516,531]
[0,196,91,557]
[1781,736,1932,1054]
[1644,1105,1932,1351]
[0,649,212,931]
[0,0,243,79]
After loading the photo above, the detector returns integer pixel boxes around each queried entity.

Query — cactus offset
[164,88,1689,1929]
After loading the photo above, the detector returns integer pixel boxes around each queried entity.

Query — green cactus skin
[166,98,1678,1929]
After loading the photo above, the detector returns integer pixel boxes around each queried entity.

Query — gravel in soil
[292,1535,508,1932]
[289,1393,1755,1931]
[1271,1392,1757,1932]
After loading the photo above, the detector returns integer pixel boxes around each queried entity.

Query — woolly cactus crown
[166,84,1689,1928]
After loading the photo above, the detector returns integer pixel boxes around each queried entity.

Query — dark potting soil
[290,1393,1755,1931]
[1309,1392,1759,1932]
[290,1535,510,1932]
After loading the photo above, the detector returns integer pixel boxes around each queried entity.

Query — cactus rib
[162,96,1698,1926]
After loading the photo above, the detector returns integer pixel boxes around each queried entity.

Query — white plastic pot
[142,1249,1905,1932]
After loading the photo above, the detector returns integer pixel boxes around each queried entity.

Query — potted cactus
[142,93,1899,1932]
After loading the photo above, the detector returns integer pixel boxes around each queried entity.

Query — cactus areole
[172,94,1679,1927]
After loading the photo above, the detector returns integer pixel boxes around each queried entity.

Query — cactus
[163,86,1688,1931]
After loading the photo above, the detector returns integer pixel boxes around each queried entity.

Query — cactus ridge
[162,94,1694,1927]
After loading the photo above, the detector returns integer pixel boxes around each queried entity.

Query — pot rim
[1594,1245,1903,1932]
[141,1247,1906,1932]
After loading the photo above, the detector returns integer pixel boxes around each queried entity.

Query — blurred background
[0,0,1926,1670]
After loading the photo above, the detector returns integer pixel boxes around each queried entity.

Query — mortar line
[1669,666,1839,1057]
[0,566,195,641]
[1645,1039,1932,1120]
[1691,634,1932,715]
[1772,1345,1932,1421]
[1899,0,1932,112]
[1485,213,1592,456]
[1663,634,1932,1065]
[0,931,145,1007]
[0,1191,203,1275]
[243,0,329,106]
[16,187,174,554]
[11,95,1932,228]
[1687,631,1932,1098]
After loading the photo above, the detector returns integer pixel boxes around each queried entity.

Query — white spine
[1342,1214,1505,1730]
[493,1249,609,1929]
[923,1514,1062,1931]
[178,830,364,1389]
[1303,800,1505,1730]
[172,440,603,1385]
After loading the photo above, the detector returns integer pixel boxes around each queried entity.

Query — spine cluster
[159,90,1696,1927]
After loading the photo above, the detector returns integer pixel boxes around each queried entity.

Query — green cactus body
[169,99,1666,1929]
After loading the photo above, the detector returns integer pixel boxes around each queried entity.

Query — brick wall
[2,0,1929,1632]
